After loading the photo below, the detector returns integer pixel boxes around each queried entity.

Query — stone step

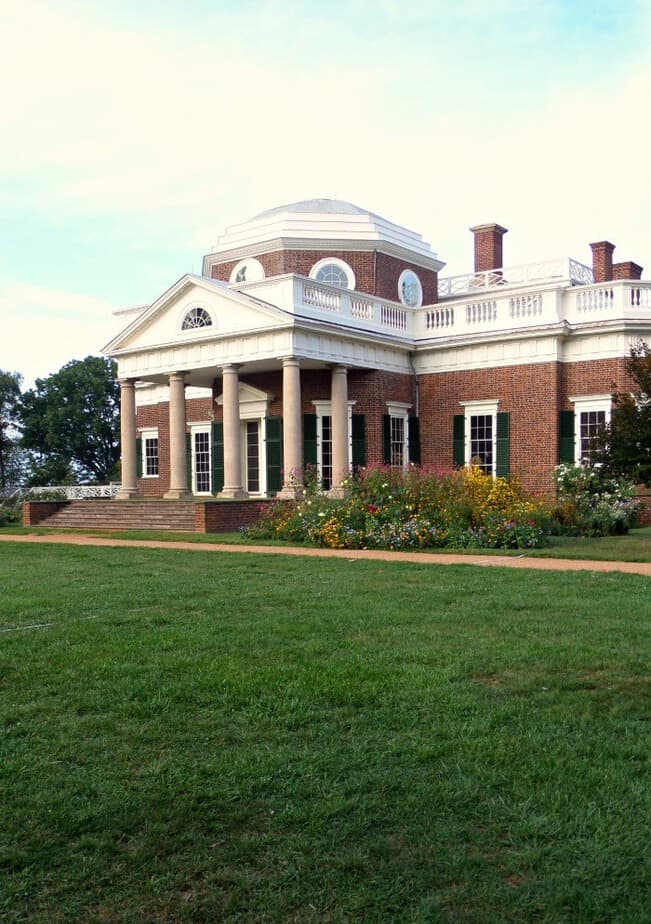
[37,500,197,531]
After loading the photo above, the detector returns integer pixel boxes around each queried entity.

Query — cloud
[0,282,122,386]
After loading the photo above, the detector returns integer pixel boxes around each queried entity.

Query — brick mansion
[103,199,651,502]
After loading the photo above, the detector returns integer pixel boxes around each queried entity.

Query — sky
[2,0,651,387]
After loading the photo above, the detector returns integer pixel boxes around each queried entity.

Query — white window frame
[229,258,265,285]
[386,402,411,469]
[460,400,500,476]
[190,424,212,495]
[312,400,356,489]
[397,269,423,307]
[569,394,612,464]
[140,428,159,478]
[178,303,215,334]
[309,257,356,290]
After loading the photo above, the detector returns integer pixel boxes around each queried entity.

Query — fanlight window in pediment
[181,306,213,330]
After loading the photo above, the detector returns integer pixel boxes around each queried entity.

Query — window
[311,401,356,490]
[455,401,509,477]
[564,395,612,464]
[309,257,355,290]
[141,430,159,477]
[398,269,423,307]
[181,306,212,330]
[383,403,411,469]
[230,258,265,285]
[191,427,212,494]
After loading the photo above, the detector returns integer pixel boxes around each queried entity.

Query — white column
[116,378,138,499]
[164,371,190,499]
[277,357,303,498]
[219,364,247,499]
[331,365,349,493]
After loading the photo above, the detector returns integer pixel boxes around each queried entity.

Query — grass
[0,542,649,922]
[2,525,651,562]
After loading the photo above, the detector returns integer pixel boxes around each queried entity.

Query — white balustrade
[438,258,593,297]
[302,282,341,312]
[425,306,455,330]
[350,296,375,320]
[29,484,121,499]
[380,304,407,330]
[466,300,497,324]
[510,294,543,318]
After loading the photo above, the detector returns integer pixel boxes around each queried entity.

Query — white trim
[177,302,215,334]
[386,404,411,469]
[309,257,356,290]
[569,395,612,464]
[190,423,212,495]
[311,400,356,488]
[139,428,159,478]
[460,400,500,476]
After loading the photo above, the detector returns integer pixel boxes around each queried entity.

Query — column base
[276,485,304,500]
[164,489,192,499]
[115,488,139,500]
[326,486,347,499]
[218,487,249,500]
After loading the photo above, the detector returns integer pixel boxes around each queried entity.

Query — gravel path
[2,532,650,576]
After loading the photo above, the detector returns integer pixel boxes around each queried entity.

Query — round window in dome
[309,258,355,289]
[230,258,265,285]
[398,269,423,307]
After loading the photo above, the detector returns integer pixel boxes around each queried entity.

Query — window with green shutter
[211,421,224,493]
[408,417,420,465]
[453,415,465,468]
[558,410,575,464]
[265,416,283,495]
[303,414,317,468]
[351,414,366,469]
[496,412,510,477]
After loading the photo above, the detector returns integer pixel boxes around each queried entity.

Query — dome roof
[253,199,375,220]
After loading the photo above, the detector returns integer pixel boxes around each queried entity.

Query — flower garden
[244,463,641,552]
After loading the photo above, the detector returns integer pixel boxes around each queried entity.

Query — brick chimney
[612,260,643,280]
[470,223,508,273]
[590,241,615,283]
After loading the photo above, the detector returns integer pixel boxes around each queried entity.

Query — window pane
[246,421,260,493]
[390,416,405,467]
[194,432,211,493]
[579,410,606,461]
[470,414,493,474]
[144,437,159,476]
[321,415,332,491]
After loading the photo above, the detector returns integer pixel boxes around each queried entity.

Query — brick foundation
[22,501,68,525]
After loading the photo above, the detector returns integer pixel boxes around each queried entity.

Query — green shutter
[186,433,192,493]
[496,412,510,477]
[303,414,317,468]
[211,421,224,493]
[408,417,420,465]
[382,414,391,465]
[265,416,283,495]
[351,414,366,469]
[453,414,465,468]
[558,410,575,464]
[136,437,142,478]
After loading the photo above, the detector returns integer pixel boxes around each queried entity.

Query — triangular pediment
[103,274,289,354]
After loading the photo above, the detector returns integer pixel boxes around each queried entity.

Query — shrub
[553,463,638,536]
[244,465,550,551]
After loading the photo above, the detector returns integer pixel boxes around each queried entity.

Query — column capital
[168,370,187,383]
[281,356,301,366]
[220,363,242,374]
[118,377,136,388]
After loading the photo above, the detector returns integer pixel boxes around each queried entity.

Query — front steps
[28,500,197,532]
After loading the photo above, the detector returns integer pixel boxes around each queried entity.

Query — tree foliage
[0,369,23,488]
[596,341,651,485]
[20,356,120,483]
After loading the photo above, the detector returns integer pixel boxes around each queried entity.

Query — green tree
[596,341,651,485]
[20,356,120,483]
[0,369,23,488]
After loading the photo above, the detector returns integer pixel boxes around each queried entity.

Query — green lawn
[3,524,651,562]
[0,543,649,922]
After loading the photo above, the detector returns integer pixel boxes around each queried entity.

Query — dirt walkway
[1,532,650,576]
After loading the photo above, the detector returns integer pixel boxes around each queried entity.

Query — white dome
[253,199,376,220]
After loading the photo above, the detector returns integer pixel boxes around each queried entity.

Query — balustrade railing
[29,484,120,499]
[466,300,497,324]
[438,258,593,297]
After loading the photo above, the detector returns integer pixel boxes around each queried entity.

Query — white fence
[28,484,121,499]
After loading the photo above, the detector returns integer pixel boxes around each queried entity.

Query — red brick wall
[559,358,632,409]
[136,395,214,496]
[23,501,68,525]
[210,249,438,302]
[195,499,270,532]
[418,362,562,495]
